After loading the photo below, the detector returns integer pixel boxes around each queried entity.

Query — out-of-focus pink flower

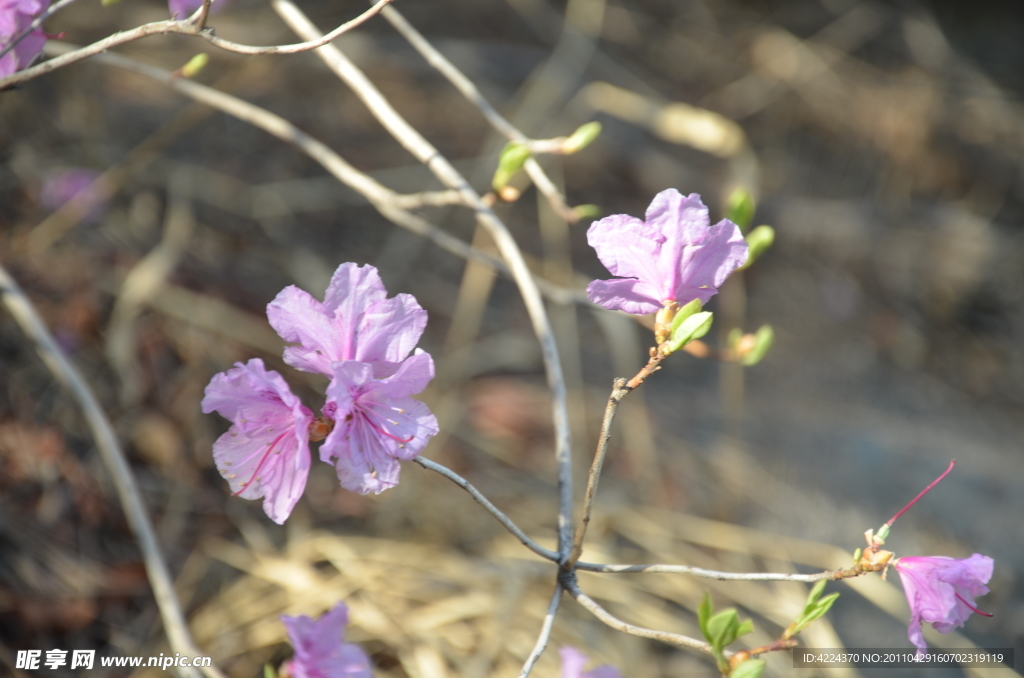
[894,554,994,653]
[586,189,748,315]
[201,359,314,525]
[0,0,49,77]
[40,167,107,222]
[281,603,372,678]
[268,262,427,378]
[321,353,438,495]
[168,0,223,19]
[560,647,624,678]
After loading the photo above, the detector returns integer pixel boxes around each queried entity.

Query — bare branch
[560,571,713,653]
[518,583,563,678]
[273,0,575,562]
[0,264,224,678]
[378,5,579,222]
[414,457,558,562]
[0,0,394,89]
[566,377,629,568]
[574,561,837,582]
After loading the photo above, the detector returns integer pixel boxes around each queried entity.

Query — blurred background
[1,0,1021,676]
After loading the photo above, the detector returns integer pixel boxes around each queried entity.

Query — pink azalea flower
[586,189,748,315]
[321,353,438,494]
[201,359,314,525]
[268,262,427,378]
[0,0,49,77]
[281,603,372,678]
[894,554,994,653]
[560,647,624,678]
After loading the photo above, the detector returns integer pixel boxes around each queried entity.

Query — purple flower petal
[281,602,372,678]
[895,554,994,653]
[0,0,49,77]
[586,278,662,315]
[168,0,225,19]
[201,359,313,524]
[586,189,748,314]
[320,358,438,495]
[267,262,427,376]
[560,647,624,678]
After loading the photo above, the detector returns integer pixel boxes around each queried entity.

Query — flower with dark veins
[280,602,372,678]
[321,353,438,494]
[201,359,314,524]
[894,554,994,653]
[268,262,427,378]
[586,189,748,315]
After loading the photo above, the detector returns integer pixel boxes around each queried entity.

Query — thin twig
[192,0,213,32]
[273,0,575,563]
[560,571,714,653]
[378,5,579,222]
[574,561,836,582]
[0,264,223,678]
[391,188,467,209]
[414,457,558,562]
[0,0,394,89]
[38,42,587,313]
[518,582,563,678]
[0,0,80,62]
[566,377,629,568]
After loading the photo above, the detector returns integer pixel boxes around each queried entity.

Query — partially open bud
[654,301,680,345]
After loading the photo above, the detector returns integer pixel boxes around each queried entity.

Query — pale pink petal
[670,219,748,304]
[321,262,388,362]
[355,293,427,364]
[267,285,337,375]
[586,278,662,315]
[587,213,664,285]
[201,359,313,524]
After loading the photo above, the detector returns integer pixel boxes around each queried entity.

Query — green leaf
[805,579,827,608]
[698,593,713,642]
[726,188,755,232]
[491,142,531,190]
[730,659,767,678]
[740,325,773,366]
[263,664,277,678]
[741,225,774,268]
[563,122,602,154]
[665,311,713,355]
[668,298,703,334]
[736,619,754,638]
[708,609,740,649]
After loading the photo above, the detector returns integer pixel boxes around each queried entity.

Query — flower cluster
[202,262,438,524]
[0,0,49,77]
[280,603,372,678]
[586,189,748,315]
[894,554,994,653]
